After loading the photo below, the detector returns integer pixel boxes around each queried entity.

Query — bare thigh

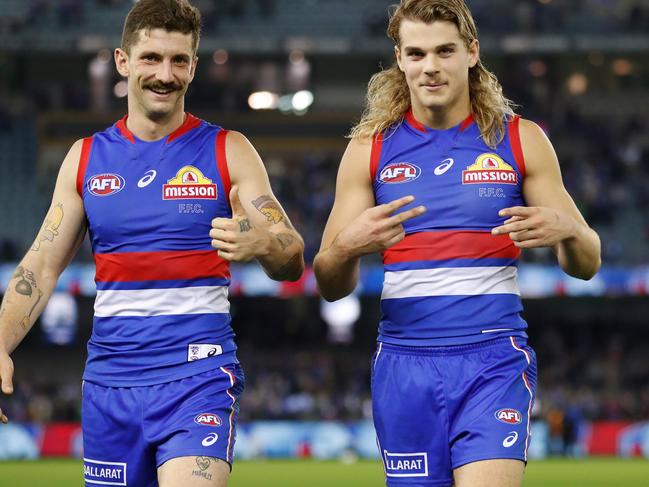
[453,459,525,487]
[158,455,230,487]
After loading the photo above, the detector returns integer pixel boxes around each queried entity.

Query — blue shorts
[82,365,244,487]
[372,337,536,487]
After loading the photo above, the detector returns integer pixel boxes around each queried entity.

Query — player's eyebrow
[403,42,458,53]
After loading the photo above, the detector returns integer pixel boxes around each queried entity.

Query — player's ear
[189,55,199,81]
[115,48,129,77]
[467,39,479,68]
[395,45,405,72]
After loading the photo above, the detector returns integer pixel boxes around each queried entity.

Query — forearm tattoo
[11,266,43,330]
[13,266,36,297]
[191,456,224,481]
[275,233,295,250]
[252,195,291,228]
[32,203,64,251]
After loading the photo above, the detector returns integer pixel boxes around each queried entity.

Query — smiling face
[396,19,478,119]
[114,28,197,122]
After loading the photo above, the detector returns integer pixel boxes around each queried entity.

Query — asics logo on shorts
[502,431,518,448]
[202,432,219,447]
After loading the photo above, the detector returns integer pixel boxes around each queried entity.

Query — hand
[492,206,577,248]
[210,186,271,262]
[0,351,14,423]
[334,195,426,258]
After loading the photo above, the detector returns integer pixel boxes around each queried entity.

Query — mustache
[144,82,181,91]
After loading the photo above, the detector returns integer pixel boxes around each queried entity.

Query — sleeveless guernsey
[78,114,237,386]
[372,109,528,346]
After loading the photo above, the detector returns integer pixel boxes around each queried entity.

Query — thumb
[0,361,14,395]
[229,186,246,217]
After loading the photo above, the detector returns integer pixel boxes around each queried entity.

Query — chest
[374,128,524,230]
[83,135,230,250]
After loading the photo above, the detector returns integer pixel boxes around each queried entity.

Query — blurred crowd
[3,0,649,37]
[2,327,649,429]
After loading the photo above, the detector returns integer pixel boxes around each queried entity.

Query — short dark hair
[121,0,202,54]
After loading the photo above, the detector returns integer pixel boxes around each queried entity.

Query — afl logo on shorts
[87,174,125,196]
[378,162,421,184]
[495,408,522,424]
[195,413,222,427]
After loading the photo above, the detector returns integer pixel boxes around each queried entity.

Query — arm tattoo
[32,203,64,251]
[28,289,43,318]
[252,195,291,228]
[8,266,43,331]
[238,218,251,233]
[191,456,223,481]
[272,253,302,281]
[275,233,295,250]
[14,266,37,297]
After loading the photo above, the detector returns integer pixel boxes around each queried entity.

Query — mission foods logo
[462,153,518,185]
[379,162,421,184]
[495,408,523,424]
[163,166,217,200]
[88,173,125,196]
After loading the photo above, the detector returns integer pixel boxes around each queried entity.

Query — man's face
[396,19,478,114]
[115,28,197,120]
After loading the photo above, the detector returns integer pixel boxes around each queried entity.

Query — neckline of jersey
[115,112,202,144]
[404,107,474,134]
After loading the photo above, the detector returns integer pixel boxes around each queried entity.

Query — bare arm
[313,138,425,301]
[209,131,305,281]
[0,140,87,415]
[492,119,601,279]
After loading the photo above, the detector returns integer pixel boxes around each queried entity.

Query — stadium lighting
[566,73,588,95]
[248,91,279,110]
[291,90,314,111]
[612,59,633,76]
[212,49,229,65]
[113,81,128,98]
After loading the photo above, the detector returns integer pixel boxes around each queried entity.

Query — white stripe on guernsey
[509,336,534,461]
[374,342,383,370]
[220,367,236,464]
[94,286,229,317]
[381,266,519,299]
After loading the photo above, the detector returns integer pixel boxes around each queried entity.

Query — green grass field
[0,458,647,486]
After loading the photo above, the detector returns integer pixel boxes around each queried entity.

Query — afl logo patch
[194,413,222,427]
[379,163,421,184]
[87,173,125,196]
[495,408,523,424]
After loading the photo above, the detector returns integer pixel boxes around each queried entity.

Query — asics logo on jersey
[434,158,454,176]
[202,432,219,446]
[502,431,518,448]
[137,170,157,188]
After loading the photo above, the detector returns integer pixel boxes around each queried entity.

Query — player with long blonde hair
[315,1,600,486]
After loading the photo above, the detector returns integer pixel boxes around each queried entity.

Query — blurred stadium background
[0,0,648,484]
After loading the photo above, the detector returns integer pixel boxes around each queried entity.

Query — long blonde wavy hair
[350,0,516,147]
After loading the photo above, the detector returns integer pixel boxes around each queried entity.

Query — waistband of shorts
[377,336,526,356]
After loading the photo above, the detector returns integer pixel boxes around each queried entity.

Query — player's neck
[125,107,186,141]
[411,102,471,130]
